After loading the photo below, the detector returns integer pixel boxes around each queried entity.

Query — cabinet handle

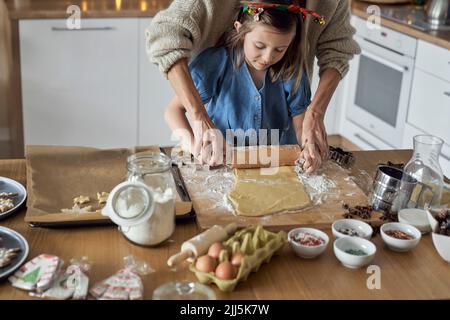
[354,133,378,150]
[51,27,116,31]
[444,92,450,97]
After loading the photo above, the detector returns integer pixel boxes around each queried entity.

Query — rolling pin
[167,223,238,267]
[231,145,301,169]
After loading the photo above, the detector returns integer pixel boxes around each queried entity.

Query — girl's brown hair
[217,0,305,91]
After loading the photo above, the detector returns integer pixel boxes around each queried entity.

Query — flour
[295,161,339,204]
[120,188,175,246]
[115,187,147,218]
[181,165,235,213]
[298,173,337,193]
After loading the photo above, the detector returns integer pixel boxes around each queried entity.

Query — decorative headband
[242,3,326,25]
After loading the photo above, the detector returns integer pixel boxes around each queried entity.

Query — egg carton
[189,226,287,292]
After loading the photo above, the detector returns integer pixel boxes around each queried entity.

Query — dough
[228,166,311,216]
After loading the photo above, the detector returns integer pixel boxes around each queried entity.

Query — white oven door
[346,36,414,148]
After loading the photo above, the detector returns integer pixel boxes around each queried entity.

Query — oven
[344,16,417,148]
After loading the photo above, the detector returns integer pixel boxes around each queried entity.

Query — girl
[164,0,325,160]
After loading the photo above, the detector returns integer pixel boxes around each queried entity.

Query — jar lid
[127,152,172,175]
[152,281,216,300]
[102,180,155,227]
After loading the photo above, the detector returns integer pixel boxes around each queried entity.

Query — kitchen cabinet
[415,40,450,83]
[407,68,450,144]
[404,40,450,177]
[20,18,139,148]
[19,17,175,149]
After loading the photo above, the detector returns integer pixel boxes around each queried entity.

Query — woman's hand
[300,108,328,174]
[192,116,226,166]
[167,59,227,166]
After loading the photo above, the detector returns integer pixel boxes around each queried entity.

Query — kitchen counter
[1,150,450,300]
[5,0,171,19]
[6,0,450,49]
[352,1,450,50]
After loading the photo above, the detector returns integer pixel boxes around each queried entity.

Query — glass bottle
[102,152,176,246]
[403,135,444,209]
[152,281,216,300]
[125,151,176,246]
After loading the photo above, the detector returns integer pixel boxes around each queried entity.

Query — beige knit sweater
[146,0,361,81]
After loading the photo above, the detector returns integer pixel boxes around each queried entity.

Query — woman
[146,0,360,173]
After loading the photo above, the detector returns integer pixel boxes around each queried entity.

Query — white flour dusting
[295,161,340,204]
[180,159,363,215]
[181,165,236,213]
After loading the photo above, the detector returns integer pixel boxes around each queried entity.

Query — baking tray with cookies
[24,145,193,227]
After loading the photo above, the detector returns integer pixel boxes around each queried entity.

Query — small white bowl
[426,209,450,263]
[432,232,450,262]
[333,237,376,269]
[288,228,329,259]
[398,208,431,234]
[380,222,421,252]
[332,219,373,240]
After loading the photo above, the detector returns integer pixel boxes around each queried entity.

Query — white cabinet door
[20,19,139,148]
[407,68,450,144]
[415,40,450,83]
[138,18,174,147]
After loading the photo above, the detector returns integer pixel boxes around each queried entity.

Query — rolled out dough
[228,166,311,217]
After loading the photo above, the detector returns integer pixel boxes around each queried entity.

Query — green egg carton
[189,225,287,292]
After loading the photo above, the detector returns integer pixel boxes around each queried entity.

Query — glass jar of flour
[102,152,176,246]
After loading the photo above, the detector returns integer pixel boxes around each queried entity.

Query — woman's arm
[301,68,340,162]
[164,96,195,153]
[145,0,236,166]
[167,60,225,166]
[299,0,361,169]
[293,113,321,174]
[145,0,235,74]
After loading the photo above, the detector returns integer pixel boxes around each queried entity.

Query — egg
[215,261,237,280]
[195,255,217,273]
[231,252,244,267]
[207,242,224,259]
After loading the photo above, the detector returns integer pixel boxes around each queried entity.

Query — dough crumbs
[97,192,109,205]
[61,204,93,214]
[73,196,90,205]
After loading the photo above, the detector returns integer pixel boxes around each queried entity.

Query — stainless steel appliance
[378,2,450,31]
[344,16,417,149]
[426,0,450,28]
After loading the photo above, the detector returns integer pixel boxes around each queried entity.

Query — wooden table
[1,150,450,300]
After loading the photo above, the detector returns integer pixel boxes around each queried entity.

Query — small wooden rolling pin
[167,223,238,267]
[230,145,301,169]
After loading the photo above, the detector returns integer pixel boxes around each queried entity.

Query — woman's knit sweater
[146,0,361,81]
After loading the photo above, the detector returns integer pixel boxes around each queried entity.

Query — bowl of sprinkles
[381,222,421,252]
[332,219,373,240]
[288,228,329,259]
[333,237,377,269]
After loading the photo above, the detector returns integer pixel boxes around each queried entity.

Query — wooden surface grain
[1,151,450,300]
